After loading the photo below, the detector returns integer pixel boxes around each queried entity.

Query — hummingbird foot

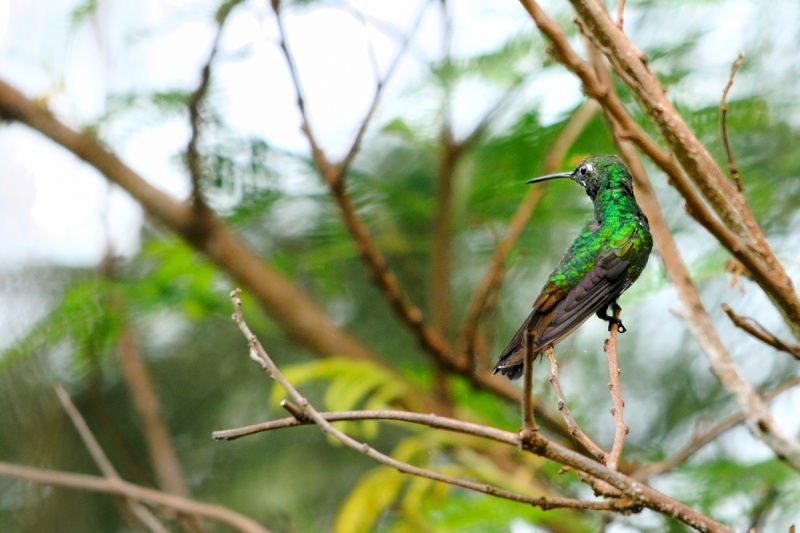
[596,307,626,333]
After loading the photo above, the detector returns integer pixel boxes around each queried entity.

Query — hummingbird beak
[526,171,573,185]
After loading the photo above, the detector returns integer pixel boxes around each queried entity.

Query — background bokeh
[1,0,800,531]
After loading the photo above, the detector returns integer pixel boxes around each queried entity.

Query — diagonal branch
[721,304,800,361]
[271,0,453,363]
[0,77,419,397]
[55,384,169,533]
[185,0,243,207]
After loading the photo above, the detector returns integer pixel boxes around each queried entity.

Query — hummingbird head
[527,155,630,202]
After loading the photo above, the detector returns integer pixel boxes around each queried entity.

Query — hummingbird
[493,155,653,380]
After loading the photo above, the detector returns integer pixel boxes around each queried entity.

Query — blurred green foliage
[2,1,800,532]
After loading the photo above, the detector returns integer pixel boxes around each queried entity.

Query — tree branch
[55,384,169,533]
[721,304,800,360]
[184,0,243,208]
[0,462,269,533]
[603,304,627,472]
[546,350,606,461]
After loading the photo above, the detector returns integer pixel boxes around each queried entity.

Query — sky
[0,0,548,266]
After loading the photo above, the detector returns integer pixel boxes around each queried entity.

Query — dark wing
[537,249,631,346]
[493,249,630,380]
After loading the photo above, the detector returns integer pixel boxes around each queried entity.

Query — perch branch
[604,304,627,471]
[521,330,538,433]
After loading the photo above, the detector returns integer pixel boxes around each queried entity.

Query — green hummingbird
[493,155,653,380]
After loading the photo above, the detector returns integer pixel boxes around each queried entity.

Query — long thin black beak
[526,171,573,185]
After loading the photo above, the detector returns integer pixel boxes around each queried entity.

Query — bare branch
[546,351,606,461]
[603,303,628,471]
[215,409,518,444]
[616,0,626,29]
[55,385,169,533]
[0,462,269,533]
[185,1,243,207]
[720,52,745,191]
[338,0,432,174]
[721,304,800,360]
[271,0,453,367]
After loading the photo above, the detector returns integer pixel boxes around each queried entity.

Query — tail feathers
[492,312,534,380]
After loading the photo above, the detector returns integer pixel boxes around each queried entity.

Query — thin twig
[720,52,745,192]
[214,409,519,444]
[546,351,606,461]
[616,0,626,29]
[721,304,800,360]
[227,289,628,513]
[603,304,627,471]
[338,0,433,175]
[186,0,243,207]
[55,385,168,533]
[0,462,269,533]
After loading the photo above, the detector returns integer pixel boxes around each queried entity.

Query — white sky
[0,0,545,266]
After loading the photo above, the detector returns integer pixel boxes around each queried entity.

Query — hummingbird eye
[578,163,594,176]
